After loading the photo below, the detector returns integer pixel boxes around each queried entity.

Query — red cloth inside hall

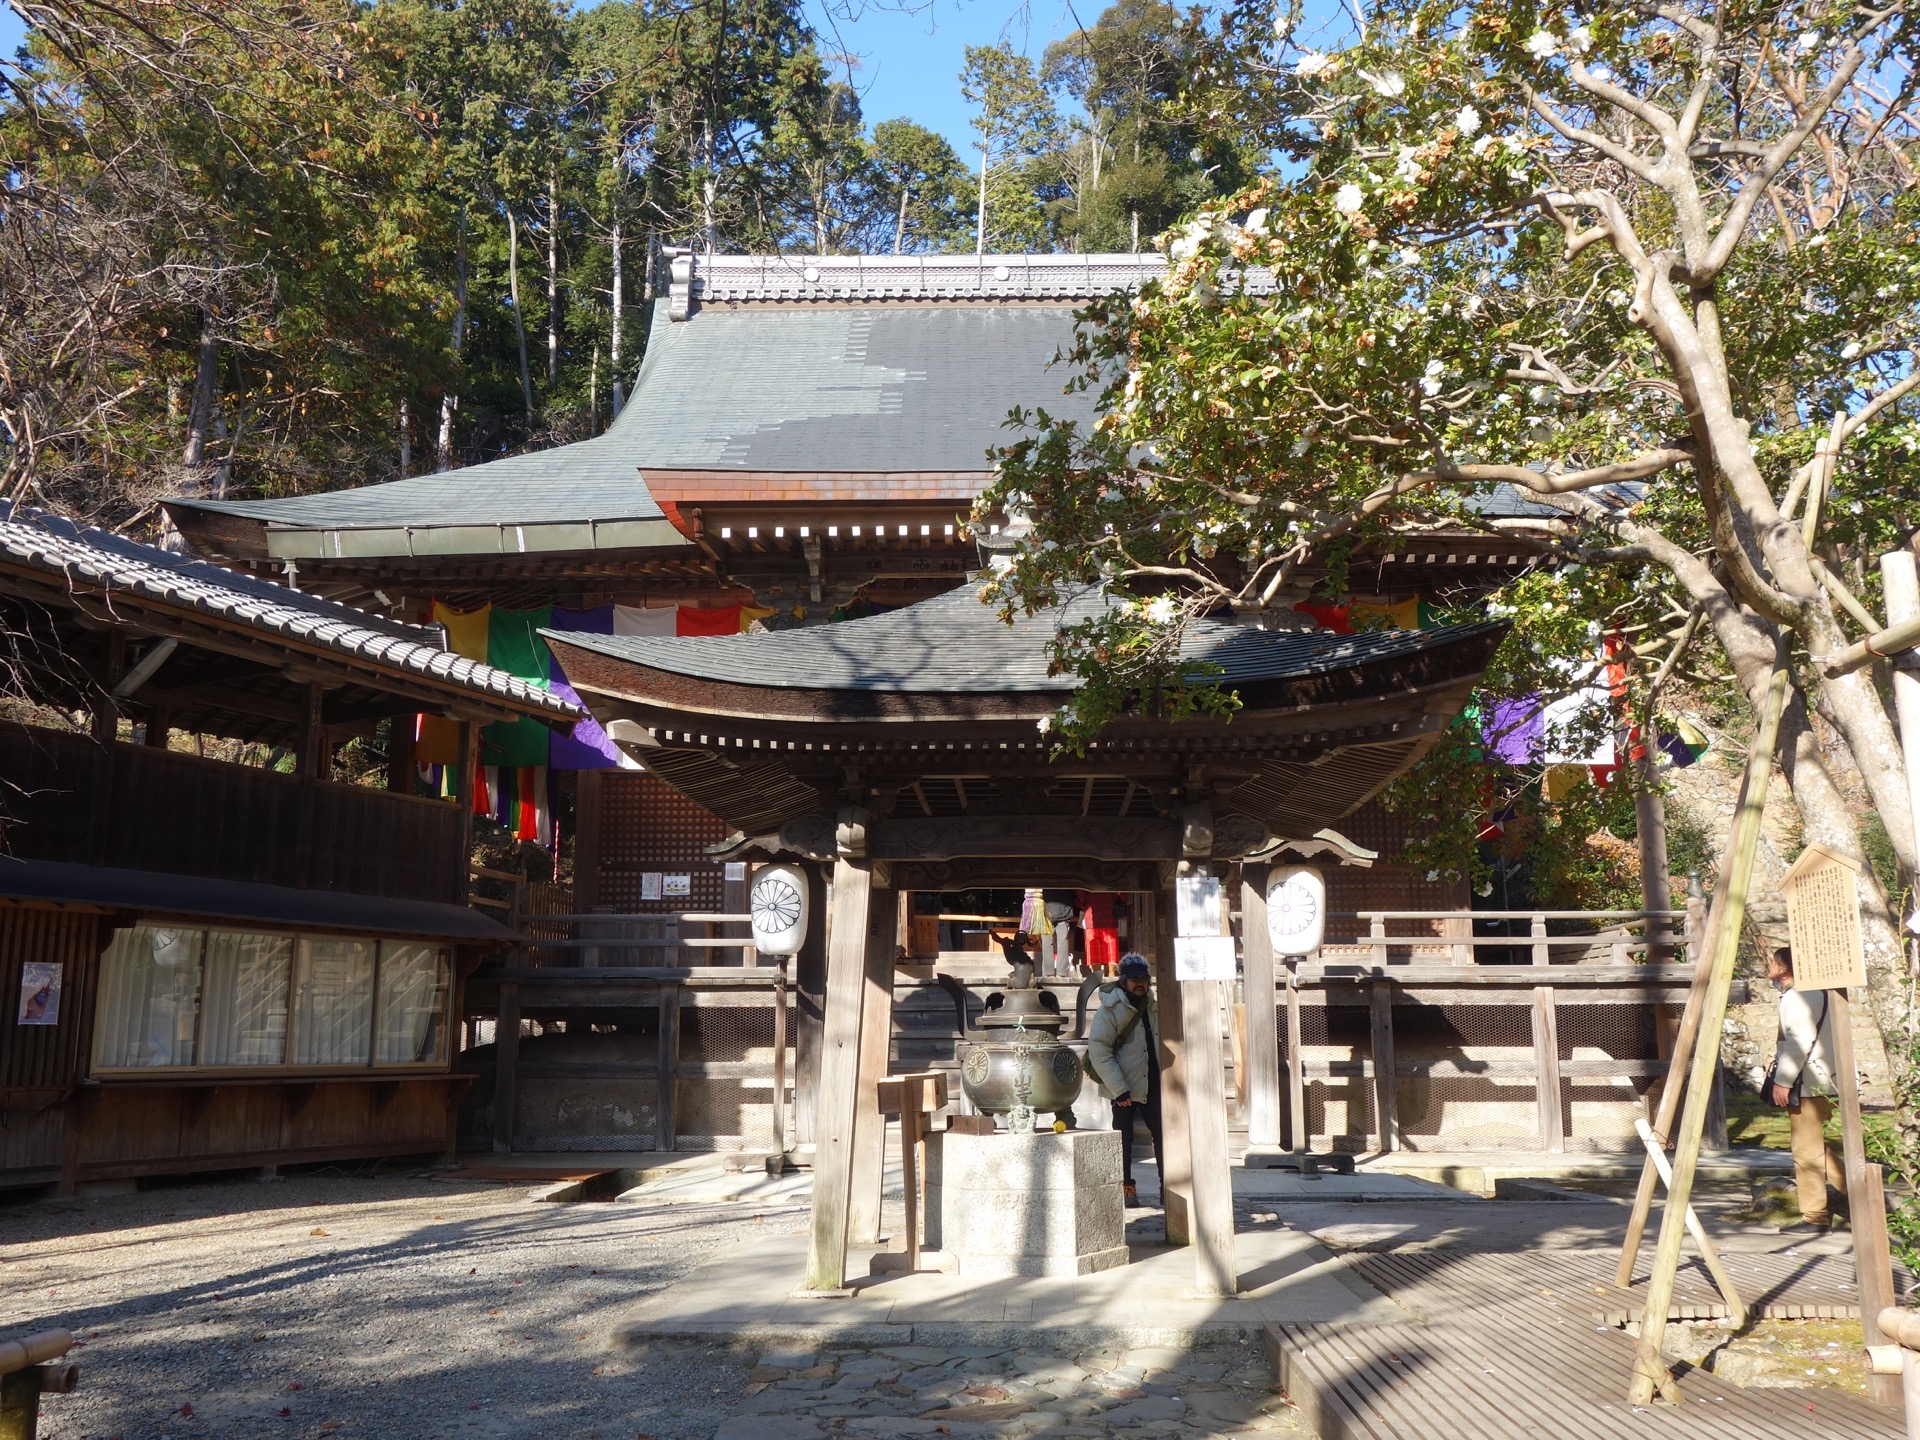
[1079,891,1122,971]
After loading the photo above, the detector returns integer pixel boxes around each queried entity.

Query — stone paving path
[708,1339,1301,1439]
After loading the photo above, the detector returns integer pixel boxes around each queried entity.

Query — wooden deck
[1266,1246,1906,1440]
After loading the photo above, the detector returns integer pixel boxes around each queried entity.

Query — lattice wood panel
[1,904,101,1089]
[1323,800,1468,921]
[594,772,732,913]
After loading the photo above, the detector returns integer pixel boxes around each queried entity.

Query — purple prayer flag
[1484,695,1544,765]
[545,604,620,769]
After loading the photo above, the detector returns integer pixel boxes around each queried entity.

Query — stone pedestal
[925,1128,1128,1278]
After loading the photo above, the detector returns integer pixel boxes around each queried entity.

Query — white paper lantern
[1266,865,1326,956]
[749,863,811,957]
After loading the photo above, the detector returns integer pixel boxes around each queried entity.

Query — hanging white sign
[1266,866,1327,956]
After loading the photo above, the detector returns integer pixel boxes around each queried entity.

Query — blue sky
[0,1,1068,157]
[805,0,1090,154]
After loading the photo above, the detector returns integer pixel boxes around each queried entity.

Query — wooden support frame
[1532,985,1565,1154]
[387,713,416,794]
[870,1071,949,1275]
[848,882,899,1246]
[655,987,681,1153]
[1286,959,1307,1154]
[1369,979,1397,1153]
[1831,987,1900,1405]
[492,983,521,1154]
[1239,865,1283,1150]
[803,855,874,1292]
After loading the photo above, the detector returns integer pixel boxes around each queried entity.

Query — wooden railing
[501,909,757,967]
[1323,909,1694,967]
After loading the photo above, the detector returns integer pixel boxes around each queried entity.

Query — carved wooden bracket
[836,805,872,859]
[1180,801,1215,859]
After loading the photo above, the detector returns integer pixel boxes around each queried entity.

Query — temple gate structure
[543,584,1509,1288]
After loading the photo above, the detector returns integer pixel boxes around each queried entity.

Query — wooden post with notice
[1781,842,1899,1405]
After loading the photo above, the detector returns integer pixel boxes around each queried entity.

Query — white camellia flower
[1421,359,1446,396]
[1527,29,1559,57]
[1567,24,1592,51]
[1841,341,1863,359]
[1471,133,1498,156]
[1245,207,1271,233]
[1797,29,1822,50]
[1395,147,1423,181]
[1144,594,1179,624]
[1333,182,1365,213]
[1455,106,1481,136]
[1588,63,1612,81]
[1294,49,1332,77]
[1361,68,1406,97]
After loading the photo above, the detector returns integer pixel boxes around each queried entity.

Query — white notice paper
[662,874,692,899]
[640,872,663,901]
[1174,935,1236,981]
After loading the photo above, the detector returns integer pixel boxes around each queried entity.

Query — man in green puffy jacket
[1087,954,1162,1206]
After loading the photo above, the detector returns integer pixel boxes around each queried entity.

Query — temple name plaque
[1781,842,1867,992]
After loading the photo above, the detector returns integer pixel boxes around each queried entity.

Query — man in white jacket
[1087,954,1162,1206]
[1767,946,1847,1232]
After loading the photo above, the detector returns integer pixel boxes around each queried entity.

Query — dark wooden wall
[0,722,465,903]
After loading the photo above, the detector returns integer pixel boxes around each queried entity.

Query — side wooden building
[0,503,579,1192]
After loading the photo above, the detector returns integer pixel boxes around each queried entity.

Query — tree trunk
[975,148,988,255]
[894,184,910,254]
[398,397,411,477]
[508,208,534,427]
[181,312,220,472]
[437,214,467,472]
[590,347,599,435]
[546,164,560,387]
[611,217,624,417]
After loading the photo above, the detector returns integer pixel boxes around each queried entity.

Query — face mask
[1771,977,1787,993]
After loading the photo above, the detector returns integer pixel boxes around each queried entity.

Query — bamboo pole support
[1628,644,1791,1405]
[1615,907,1720,1287]
[1633,1120,1746,1325]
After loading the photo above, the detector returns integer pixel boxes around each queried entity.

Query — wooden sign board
[1781,843,1868,991]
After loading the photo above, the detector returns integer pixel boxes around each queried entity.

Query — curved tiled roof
[546,584,1502,695]
[0,502,579,720]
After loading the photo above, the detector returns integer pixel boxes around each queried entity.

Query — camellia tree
[977,0,1920,1049]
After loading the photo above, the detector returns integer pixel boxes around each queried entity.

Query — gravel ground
[1,1167,809,1440]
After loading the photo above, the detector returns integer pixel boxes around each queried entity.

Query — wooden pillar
[387,713,417,794]
[1532,985,1565,1153]
[297,681,327,779]
[1369,979,1397,1153]
[848,882,898,1245]
[454,720,478,900]
[143,710,171,750]
[574,768,603,911]
[1150,883,1194,1243]
[1239,865,1283,1150]
[1183,976,1238,1295]
[89,634,125,742]
[655,986,681,1153]
[1635,739,1676,960]
[492,983,521,1154]
[793,864,828,1147]
[804,855,874,1292]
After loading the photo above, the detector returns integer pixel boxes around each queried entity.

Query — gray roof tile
[0,502,579,718]
[547,584,1500,694]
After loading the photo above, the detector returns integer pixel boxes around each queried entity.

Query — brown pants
[1789,1095,1846,1222]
